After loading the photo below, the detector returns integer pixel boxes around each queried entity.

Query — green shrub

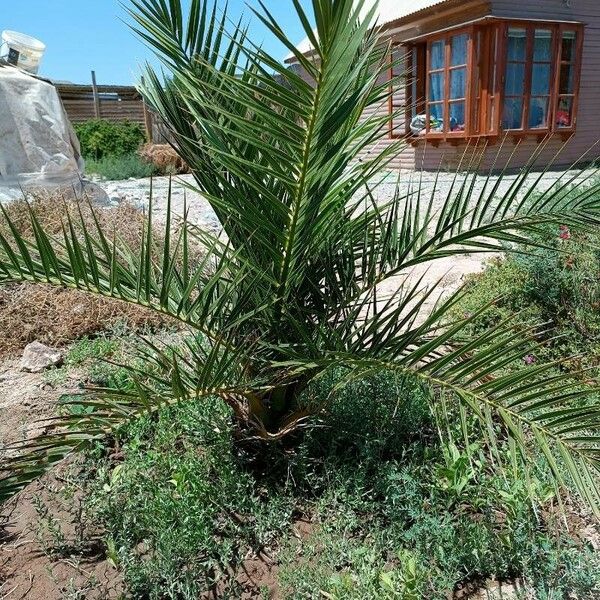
[81,363,600,599]
[455,223,600,367]
[84,154,157,180]
[75,119,147,160]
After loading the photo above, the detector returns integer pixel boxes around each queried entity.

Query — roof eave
[284,0,468,64]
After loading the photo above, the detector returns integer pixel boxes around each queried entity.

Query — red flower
[559,225,571,240]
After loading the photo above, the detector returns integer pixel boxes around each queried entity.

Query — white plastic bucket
[1,30,46,75]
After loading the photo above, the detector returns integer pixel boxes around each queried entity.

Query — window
[391,20,584,140]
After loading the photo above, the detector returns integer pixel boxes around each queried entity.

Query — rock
[20,342,63,373]
[464,580,533,600]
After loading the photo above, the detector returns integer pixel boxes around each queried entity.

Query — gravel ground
[99,168,594,228]
[97,168,596,313]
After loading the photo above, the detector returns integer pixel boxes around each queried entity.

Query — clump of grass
[85,153,158,180]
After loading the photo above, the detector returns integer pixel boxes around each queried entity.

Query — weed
[85,153,157,180]
[32,494,70,557]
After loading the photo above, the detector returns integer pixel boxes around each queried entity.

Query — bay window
[390,19,584,141]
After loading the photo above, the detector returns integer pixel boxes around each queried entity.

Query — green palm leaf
[1,0,600,516]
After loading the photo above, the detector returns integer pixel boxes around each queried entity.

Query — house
[286,0,598,171]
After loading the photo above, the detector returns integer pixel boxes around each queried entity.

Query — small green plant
[32,494,70,557]
[75,119,146,160]
[435,442,479,504]
[65,336,120,366]
[84,153,157,180]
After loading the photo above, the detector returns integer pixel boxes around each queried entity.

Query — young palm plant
[1,0,600,511]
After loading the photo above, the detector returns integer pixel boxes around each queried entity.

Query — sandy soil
[0,360,123,599]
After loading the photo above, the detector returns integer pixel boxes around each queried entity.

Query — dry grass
[0,194,171,359]
[139,143,190,175]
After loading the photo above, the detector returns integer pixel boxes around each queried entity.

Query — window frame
[423,27,474,139]
[389,19,584,142]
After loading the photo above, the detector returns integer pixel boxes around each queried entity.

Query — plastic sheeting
[0,65,96,201]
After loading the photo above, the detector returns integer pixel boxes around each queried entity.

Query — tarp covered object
[0,65,91,200]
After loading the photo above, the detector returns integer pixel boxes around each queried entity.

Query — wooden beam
[91,70,100,119]
[141,76,153,144]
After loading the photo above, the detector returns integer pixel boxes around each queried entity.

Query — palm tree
[1,0,600,511]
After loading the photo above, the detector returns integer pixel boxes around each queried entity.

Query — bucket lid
[1,30,46,51]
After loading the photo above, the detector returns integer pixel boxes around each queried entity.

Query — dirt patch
[0,473,123,599]
[0,194,172,360]
[0,358,81,449]
[0,357,122,598]
[0,284,165,360]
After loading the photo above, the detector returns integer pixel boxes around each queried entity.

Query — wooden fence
[55,71,176,145]
[55,71,151,137]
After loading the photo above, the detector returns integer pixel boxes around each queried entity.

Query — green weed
[85,153,157,180]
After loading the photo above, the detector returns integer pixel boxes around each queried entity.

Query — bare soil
[0,358,123,599]
[0,477,123,599]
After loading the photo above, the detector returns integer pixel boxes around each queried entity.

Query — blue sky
[1,0,310,85]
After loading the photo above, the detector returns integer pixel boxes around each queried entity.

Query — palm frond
[1,0,600,517]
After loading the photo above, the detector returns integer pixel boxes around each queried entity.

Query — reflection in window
[529,30,552,129]
[430,40,445,70]
[429,72,444,102]
[557,31,577,128]
[502,29,526,129]
[451,34,468,66]
[429,103,445,132]
[503,97,523,130]
[557,97,574,128]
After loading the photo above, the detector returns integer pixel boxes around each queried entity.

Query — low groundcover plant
[1,0,600,521]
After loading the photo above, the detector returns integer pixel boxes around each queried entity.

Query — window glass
[502,97,523,129]
[429,103,445,131]
[505,63,525,96]
[533,30,552,61]
[556,97,573,128]
[429,72,445,102]
[529,97,549,128]
[532,64,551,95]
[450,68,466,99]
[411,47,419,118]
[451,34,468,66]
[507,28,526,61]
[559,64,575,94]
[561,31,576,62]
[488,98,496,131]
[449,102,466,131]
[430,40,445,70]
[556,31,578,130]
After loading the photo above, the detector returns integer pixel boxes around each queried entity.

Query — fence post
[141,75,153,143]
[91,70,100,118]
